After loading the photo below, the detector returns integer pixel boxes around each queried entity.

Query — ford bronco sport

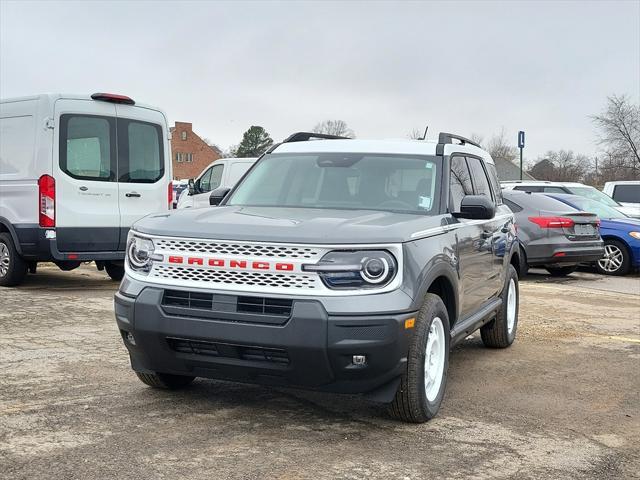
[114,132,521,423]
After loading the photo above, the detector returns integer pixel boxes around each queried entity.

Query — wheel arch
[0,217,22,255]
[413,262,459,327]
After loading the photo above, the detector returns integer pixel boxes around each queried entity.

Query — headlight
[303,250,397,289]
[630,231,640,240]
[126,233,156,273]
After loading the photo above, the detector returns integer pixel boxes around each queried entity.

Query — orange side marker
[404,318,415,329]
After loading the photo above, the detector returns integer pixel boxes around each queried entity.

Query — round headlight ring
[128,236,154,269]
[361,257,390,284]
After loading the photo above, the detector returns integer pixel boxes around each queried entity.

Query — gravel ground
[1,264,639,479]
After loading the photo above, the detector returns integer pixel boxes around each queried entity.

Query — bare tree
[486,128,517,164]
[408,128,425,140]
[530,150,590,182]
[470,133,484,148]
[312,120,355,138]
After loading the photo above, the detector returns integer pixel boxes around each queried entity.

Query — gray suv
[114,132,521,423]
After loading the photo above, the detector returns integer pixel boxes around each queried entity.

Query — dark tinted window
[450,156,473,212]
[612,184,640,203]
[514,185,543,192]
[118,119,164,183]
[503,198,523,212]
[503,191,579,212]
[486,163,503,204]
[60,114,116,181]
[467,156,493,200]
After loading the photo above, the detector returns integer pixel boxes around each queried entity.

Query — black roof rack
[436,132,481,155]
[282,131,351,143]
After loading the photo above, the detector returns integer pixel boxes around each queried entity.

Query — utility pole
[518,131,525,180]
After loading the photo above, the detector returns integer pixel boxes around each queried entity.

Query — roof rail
[437,132,481,149]
[282,131,351,143]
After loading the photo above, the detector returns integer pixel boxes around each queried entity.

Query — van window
[198,167,213,191]
[449,156,473,213]
[466,157,493,201]
[209,164,224,191]
[60,115,115,181]
[612,184,640,203]
[118,120,164,183]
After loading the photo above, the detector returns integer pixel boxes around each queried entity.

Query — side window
[198,167,213,192]
[514,185,542,192]
[449,156,473,213]
[543,186,567,193]
[209,164,224,191]
[486,163,503,204]
[60,114,115,181]
[503,198,523,213]
[466,157,493,200]
[119,120,164,183]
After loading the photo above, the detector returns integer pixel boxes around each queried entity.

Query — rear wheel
[135,372,195,389]
[545,265,577,277]
[105,262,125,281]
[481,265,519,348]
[596,240,630,276]
[388,293,450,423]
[0,233,27,287]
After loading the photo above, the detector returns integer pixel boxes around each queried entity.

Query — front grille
[152,265,319,290]
[162,289,293,317]
[166,337,290,365]
[155,239,323,259]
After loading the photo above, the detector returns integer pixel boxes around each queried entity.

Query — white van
[176,157,257,209]
[0,93,172,286]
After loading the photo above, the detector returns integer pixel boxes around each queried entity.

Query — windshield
[569,186,620,207]
[227,153,441,214]
[561,196,627,219]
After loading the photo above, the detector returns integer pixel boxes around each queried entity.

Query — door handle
[125,192,141,198]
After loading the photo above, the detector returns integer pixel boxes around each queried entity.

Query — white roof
[0,93,162,113]
[274,139,493,163]
[501,180,585,187]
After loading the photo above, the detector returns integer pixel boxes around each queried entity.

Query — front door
[192,163,224,209]
[115,104,171,249]
[53,99,120,252]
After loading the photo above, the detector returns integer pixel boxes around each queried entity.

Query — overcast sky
[1,0,639,161]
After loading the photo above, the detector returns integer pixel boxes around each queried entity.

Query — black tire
[135,372,195,389]
[545,265,578,277]
[105,262,125,281]
[481,264,519,348]
[596,239,631,276]
[0,232,27,287]
[388,293,450,423]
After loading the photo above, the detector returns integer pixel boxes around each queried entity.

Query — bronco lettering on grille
[167,255,295,272]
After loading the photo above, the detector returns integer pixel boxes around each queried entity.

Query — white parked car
[0,92,172,286]
[176,157,257,209]
[602,181,640,210]
[501,180,640,218]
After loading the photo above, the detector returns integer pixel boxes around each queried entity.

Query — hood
[615,204,640,219]
[133,206,445,244]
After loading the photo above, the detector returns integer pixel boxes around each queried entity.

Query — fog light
[352,355,367,366]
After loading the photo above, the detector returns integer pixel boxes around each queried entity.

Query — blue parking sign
[518,131,525,149]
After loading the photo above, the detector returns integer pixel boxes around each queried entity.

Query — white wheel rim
[597,244,624,273]
[0,243,9,277]
[506,279,517,335]
[424,317,446,402]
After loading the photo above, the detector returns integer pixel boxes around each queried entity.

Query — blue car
[546,193,640,275]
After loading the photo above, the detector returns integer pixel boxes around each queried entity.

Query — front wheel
[596,240,630,276]
[481,265,519,348]
[388,293,450,423]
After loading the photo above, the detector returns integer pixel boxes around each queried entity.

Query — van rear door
[115,104,171,249]
[53,99,120,252]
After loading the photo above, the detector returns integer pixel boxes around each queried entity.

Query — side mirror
[454,195,495,220]
[209,186,231,206]
[187,178,196,195]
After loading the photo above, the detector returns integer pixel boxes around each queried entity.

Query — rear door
[115,105,171,249]
[53,99,119,252]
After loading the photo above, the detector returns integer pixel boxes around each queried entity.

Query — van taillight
[528,216,574,228]
[168,181,173,209]
[38,175,55,227]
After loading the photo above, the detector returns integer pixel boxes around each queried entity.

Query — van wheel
[388,293,450,423]
[481,265,519,348]
[135,372,195,389]
[0,233,27,287]
[105,262,124,281]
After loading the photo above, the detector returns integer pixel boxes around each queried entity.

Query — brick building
[170,122,221,180]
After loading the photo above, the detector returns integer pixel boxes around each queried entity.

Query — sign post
[518,131,525,180]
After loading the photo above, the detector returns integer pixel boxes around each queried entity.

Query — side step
[450,298,502,346]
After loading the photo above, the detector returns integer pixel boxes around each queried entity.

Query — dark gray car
[502,190,604,276]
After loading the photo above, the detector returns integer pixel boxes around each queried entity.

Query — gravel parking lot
[1,264,639,480]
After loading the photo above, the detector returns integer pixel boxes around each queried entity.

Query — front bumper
[114,286,416,399]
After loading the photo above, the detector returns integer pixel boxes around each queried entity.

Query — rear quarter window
[612,185,640,203]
